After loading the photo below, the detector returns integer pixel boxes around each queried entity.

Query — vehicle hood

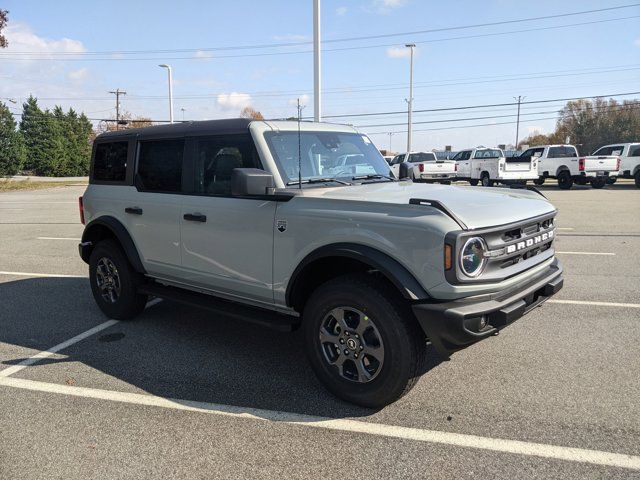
[300,182,555,230]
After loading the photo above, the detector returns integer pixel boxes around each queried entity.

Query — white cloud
[194,50,214,60]
[367,0,408,14]
[217,92,253,110]
[288,94,310,107]
[4,22,85,56]
[67,68,89,83]
[386,46,414,58]
[336,6,348,15]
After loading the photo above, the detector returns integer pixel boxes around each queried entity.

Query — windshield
[264,131,391,185]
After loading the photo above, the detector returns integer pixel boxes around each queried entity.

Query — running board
[138,282,299,332]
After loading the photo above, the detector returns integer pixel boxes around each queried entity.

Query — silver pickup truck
[78,119,563,407]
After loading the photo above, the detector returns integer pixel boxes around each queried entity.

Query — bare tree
[0,10,9,48]
[240,106,264,120]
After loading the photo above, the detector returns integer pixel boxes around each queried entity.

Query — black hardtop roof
[96,118,253,140]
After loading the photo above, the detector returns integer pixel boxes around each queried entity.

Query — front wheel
[303,274,426,408]
[89,239,148,320]
[469,179,479,186]
[591,177,606,189]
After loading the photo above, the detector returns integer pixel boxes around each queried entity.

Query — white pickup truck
[521,144,620,189]
[452,147,538,186]
[591,142,640,188]
[390,152,457,183]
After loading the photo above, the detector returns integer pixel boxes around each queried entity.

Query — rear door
[179,134,276,306]
[125,138,185,280]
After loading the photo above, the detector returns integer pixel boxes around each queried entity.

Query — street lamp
[405,44,416,156]
[158,64,174,124]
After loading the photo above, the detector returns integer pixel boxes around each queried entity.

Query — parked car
[389,152,456,183]
[590,142,640,187]
[78,119,563,408]
[383,155,394,165]
[452,147,538,186]
[521,144,620,189]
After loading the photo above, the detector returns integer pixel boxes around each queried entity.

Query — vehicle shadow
[0,277,444,420]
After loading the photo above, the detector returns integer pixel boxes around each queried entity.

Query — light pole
[159,64,174,123]
[313,0,321,122]
[405,43,416,156]
[388,132,394,153]
[514,95,524,150]
[181,107,186,122]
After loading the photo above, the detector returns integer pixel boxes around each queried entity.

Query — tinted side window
[593,146,612,156]
[610,146,624,156]
[137,139,185,192]
[629,146,640,157]
[548,147,563,157]
[193,135,261,196]
[93,141,128,182]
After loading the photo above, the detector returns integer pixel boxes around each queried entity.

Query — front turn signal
[444,243,453,271]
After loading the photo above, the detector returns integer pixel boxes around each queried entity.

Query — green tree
[0,101,26,176]
[19,97,66,176]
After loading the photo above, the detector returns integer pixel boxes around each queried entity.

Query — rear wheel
[533,178,545,186]
[89,239,148,320]
[591,177,606,189]
[480,172,492,187]
[469,179,479,186]
[303,273,426,408]
[635,171,640,188]
[557,171,573,190]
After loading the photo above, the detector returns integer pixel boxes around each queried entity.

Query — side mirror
[399,162,412,180]
[231,168,275,196]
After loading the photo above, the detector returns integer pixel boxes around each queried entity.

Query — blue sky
[1,0,639,151]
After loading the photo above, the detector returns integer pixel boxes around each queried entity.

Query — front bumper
[412,258,563,357]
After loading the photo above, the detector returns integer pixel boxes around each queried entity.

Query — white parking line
[0,298,161,379]
[0,271,85,278]
[0,376,637,470]
[556,227,575,231]
[0,320,119,378]
[556,251,616,256]
[37,237,81,241]
[548,299,640,309]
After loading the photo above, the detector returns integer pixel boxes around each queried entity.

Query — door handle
[125,207,143,215]
[183,213,207,223]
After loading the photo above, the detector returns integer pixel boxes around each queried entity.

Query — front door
[179,134,276,307]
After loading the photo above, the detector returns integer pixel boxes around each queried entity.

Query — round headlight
[460,237,487,278]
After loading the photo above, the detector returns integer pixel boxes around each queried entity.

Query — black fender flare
[286,243,430,307]
[81,216,146,273]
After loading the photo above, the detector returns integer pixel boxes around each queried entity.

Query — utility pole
[108,89,126,131]
[388,132,394,153]
[297,98,305,189]
[405,43,416,156]
[514,95,524,150]
[313,0,321,122]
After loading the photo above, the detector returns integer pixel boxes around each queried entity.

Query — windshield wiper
[286,177,352,186]
[351,174,397,182]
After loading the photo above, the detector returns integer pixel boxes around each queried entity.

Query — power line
[2,3,638,57]
[315,91,640,119]
[1,15,638,62]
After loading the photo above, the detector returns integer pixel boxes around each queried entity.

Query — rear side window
[137,139,185,193]
[548,146,576,158]
[629,146,640,157]
[93,141,128,182]
[193,134,261,196]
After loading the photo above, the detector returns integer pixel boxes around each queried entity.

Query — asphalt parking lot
[1,181,639,479]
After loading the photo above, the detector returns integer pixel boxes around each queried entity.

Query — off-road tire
[557,171,573,190]
[591,177,606,189]
[89,239,148,320]
[303,273,426,408]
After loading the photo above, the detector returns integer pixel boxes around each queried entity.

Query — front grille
[446,211,557,284]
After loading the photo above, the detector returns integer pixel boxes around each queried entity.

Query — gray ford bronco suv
[79,118,563,407]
